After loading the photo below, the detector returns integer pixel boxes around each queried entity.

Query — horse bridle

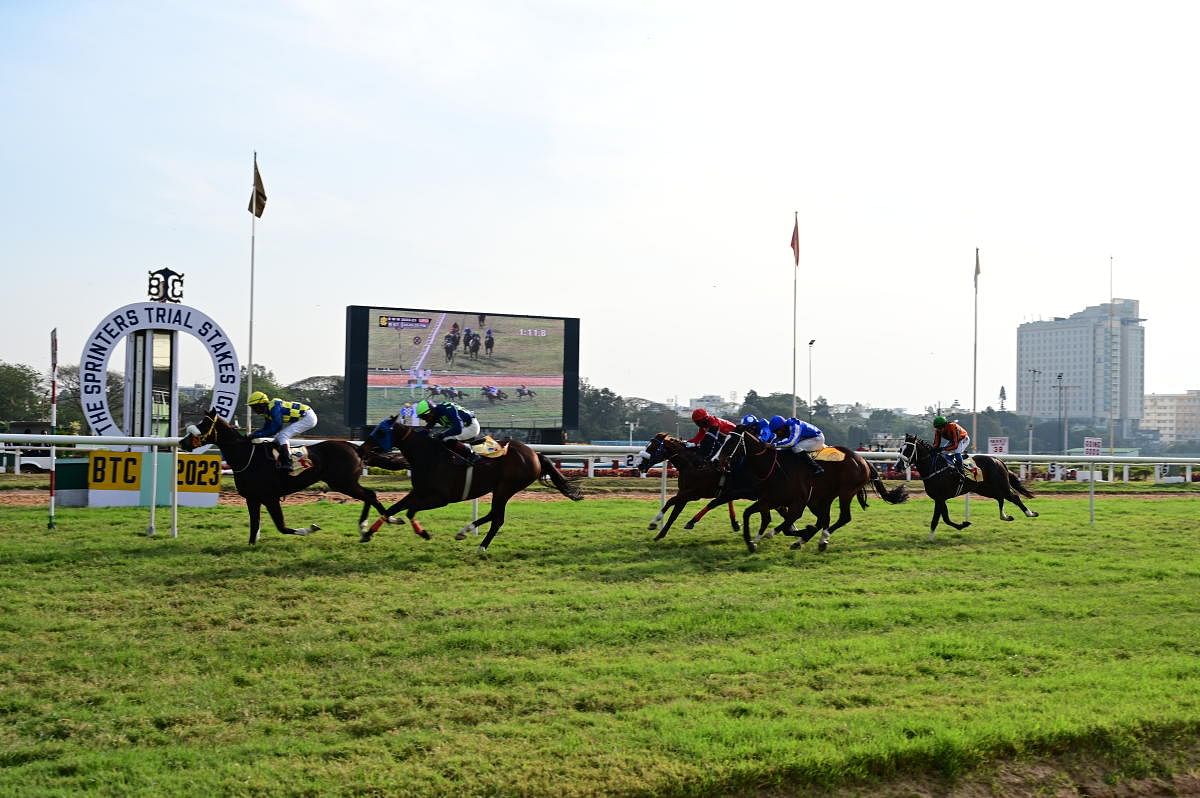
[896,437,960,481]
[186,417,259,474]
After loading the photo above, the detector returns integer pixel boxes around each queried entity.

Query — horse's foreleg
[246,499,262,545]
[727,501,740,533]
[365,493,416,541]
[656,497,692,540]
[996,495,1014,522]
[649,495,681,531]
[266,497,318,537]
[819,495,855,552]
[683,497,724,530]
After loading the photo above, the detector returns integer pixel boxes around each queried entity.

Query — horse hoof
[732,523,741,533]
[455,531,468,541]
[790,540,803,550]
[1003,515,1014,522]
[745,542,757,554]
[961,521,972,529]
[359,533,374,544]
[1029,511,1039,518]
[683,522,695,530]
[648,523,658,531]
[818,541,828,553]
[387,516,405,525]
[476,545,489,556]
[653,532,667,541]
[415,529,431,541]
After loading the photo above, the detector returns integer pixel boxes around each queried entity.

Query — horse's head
[636,432,670,472]
[893,433,924,472]
[713,429,747,470]
[180,407,237,452]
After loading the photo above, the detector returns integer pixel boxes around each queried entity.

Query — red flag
[789,215,799,267]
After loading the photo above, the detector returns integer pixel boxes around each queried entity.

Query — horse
[894,434,1038,540]
[443,338,456,365]
[485,333,494,357]
[701,429,909,553]
[361,416,584,551]
[180,408,392,545]
[636,433,768,540]
[468,334,481,360]
[516,386,536,400]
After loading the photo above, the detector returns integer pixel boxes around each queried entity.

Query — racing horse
[485,332,495,358]
[443,336,456,365]
[636,433,768,540]
[361,416,584,551]
[515,386,537,400]
[180,408,391,545]
[894,434,1037,540]
[702,429,909,553]
[468,333,481,360]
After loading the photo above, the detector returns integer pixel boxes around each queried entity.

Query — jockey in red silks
[686,408,737,460]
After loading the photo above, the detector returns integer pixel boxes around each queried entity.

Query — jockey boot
[275,443,293,472]
[447,439,479,466]
[799,450,825,477]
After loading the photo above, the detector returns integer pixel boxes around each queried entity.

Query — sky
[3,1,1199,415]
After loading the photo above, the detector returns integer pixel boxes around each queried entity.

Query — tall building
[1015,299,1145,437]
[1143,391,1200,446]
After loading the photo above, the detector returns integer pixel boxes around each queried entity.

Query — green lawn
[1,496,1198,796]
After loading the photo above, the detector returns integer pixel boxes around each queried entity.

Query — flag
[974,247,980,289]
[248,154,267,218]
[790,214,799,267]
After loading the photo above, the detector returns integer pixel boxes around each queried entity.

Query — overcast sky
[3,1,1197,415]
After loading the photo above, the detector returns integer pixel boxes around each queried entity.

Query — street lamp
[1056,372,1065,455]
[626,420,636,446]
[808,339,816,420]
[1026,368,1040,455]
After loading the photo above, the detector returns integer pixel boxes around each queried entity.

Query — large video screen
[344,306,579,432]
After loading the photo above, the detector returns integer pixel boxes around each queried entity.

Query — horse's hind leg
[996,495,1014,522]
[727,501,741,533]
[683,497,725,530]
[1006,491,1038,518]
[246,499,263,545]
[476,494,514,552]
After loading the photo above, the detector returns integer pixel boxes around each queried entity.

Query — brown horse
[361,416,583,551]
[703,430,909,553]
[635,433,757,539]
[894,434,1037,540]
[180,408,391,545]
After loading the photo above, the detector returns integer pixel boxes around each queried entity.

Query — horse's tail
[868,462,909,504]
[538,454,584,501]
[857,486,869,509]
[1008,470,1036,498]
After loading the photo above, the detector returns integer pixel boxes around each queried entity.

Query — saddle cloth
[252,439,312,475]
[470,435,508,459]
[814,446,846,462]
[962,455,980,477]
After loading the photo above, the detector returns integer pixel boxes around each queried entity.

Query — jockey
[932,416,971,472]
[398,402,416,427]
[686,408,736,459]
[415,399,481,465]
[247,390,317,471]
[767,415,826,476]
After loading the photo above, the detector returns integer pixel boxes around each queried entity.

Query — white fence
[3,434,1199,536]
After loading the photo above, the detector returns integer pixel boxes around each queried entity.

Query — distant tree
[287,375,347,435]
[0,361,47,422]
[998,385,1007,411]
[578,379,628,441]
[55,364,124,433]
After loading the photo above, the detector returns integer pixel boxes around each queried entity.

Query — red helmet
[691,408,709,424]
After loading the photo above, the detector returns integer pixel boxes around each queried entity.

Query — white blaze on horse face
[186,424,201,436]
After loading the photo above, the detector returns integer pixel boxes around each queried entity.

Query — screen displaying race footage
[344,305,579,431]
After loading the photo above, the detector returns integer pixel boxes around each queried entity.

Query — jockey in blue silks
[768,415,826,476]
[414,399,481,465]
[740,414,775,444]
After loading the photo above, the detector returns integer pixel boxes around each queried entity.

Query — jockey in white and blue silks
[768,415,826,476]
[740,414,775,445]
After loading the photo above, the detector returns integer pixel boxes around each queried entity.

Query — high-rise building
[1143,391,1200,446]
[1015,299,1145,437]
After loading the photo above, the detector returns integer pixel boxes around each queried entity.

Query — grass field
[366,385,564,429]
[1,495,1199,796]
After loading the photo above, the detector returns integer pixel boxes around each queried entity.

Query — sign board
[85,451,221,507]
[987,436,1009,454]
[89,451,142,490]
[1083,437,1103,457]
[176,454,222,493]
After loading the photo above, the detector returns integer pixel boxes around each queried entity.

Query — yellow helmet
[247,390,270,407]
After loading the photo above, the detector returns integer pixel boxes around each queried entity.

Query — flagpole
[791,212,798,418]
[1108,256,1115,456]
[972,248,979,442]
[247,153,258,430]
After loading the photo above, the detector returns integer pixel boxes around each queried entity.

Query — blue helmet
[740,414,758,427]
[769,415,788,433]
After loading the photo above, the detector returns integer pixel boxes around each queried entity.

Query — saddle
[813,446,846,463]
[469,435,507,458]
[252,439,313,475]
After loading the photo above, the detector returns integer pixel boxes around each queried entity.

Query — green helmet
[933,415,947,427]
[414,399,432,417]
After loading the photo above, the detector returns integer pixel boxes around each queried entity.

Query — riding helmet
[691,408,709,423]
[247,390,269,407]
[769,415,788,433]
[415,400,432,417]
[933,415,947,427]
[740,414,758,427]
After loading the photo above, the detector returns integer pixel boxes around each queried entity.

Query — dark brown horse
[702,430,908,553]
[180,408,391,545]
[361,416,583,551]
[635,433,757,539]
[894,434,1037,540]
